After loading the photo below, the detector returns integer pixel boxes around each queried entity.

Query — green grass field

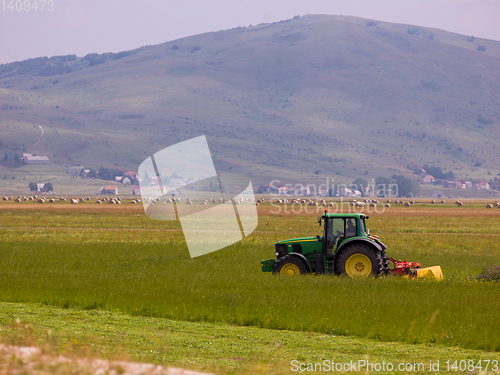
[0,201,500,373]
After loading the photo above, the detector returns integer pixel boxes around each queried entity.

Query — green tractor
[261,211,442,279]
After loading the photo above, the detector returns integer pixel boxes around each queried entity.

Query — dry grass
[0,343,213,375]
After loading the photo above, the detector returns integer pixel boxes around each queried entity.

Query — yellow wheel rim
[280,263,300,275]
[345,254,372,278]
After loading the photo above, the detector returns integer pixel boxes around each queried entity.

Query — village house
[443,180,455,188]
[337,187,353,197]
[363,187,373,197]
[21,153,50,164]
[422,175,435,184]
[121,175,135,184]
[478,181,490,189]
[100,185,118,195]
[68,166,84,175]
[277,186,288,195]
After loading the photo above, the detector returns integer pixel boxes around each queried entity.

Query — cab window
[326,218,344,253]
[345,218,357,237]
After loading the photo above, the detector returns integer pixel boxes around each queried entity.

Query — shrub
[471,265,500,282]
[172,45,179,50]
[366,21,377,27]
[477,46,486,52]
[191,46,201,53]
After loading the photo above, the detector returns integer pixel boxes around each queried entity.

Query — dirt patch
[0,343,213,375]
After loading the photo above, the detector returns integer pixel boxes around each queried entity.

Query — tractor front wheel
[336,244,382,278]
[273,255,307,276]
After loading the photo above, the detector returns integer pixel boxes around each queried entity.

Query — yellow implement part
[416,266,443,280]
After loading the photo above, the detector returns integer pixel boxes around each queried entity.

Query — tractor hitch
[389,257,421,277]
[389,257,443,280]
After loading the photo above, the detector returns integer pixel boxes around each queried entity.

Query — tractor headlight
[275,244,288,259]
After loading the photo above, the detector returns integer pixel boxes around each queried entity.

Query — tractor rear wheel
[273,255,307,275]
[336,244,382,278]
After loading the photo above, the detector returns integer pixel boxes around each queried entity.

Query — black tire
[273,255,308,275]
[336,243,382,278]
[380,250,391,275]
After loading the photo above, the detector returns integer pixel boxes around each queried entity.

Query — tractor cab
[322,214,367,254]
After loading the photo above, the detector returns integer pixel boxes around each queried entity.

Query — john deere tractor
[261,211,442,279]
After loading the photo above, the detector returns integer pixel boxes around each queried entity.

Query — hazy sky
[1,0,499,65]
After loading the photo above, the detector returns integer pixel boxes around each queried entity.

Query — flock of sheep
[2,196,500,209]
[271,198,390,207]
[141,196,255,206]
[267,197,500,209]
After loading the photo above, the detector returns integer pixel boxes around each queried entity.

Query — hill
[0,14,499,193]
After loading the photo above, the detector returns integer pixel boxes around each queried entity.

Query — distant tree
[421,164,455,179]
[172,45,179,50]
[375,177,394,197]
[13,153,20,162]
[392,175,414,197]
[190,46,201,53]
[351,178,368,196]
[29,182,37,191]
[99,167,118,181]
[3,152,8,162]
[477,46,486,52]
[43,183,53,192]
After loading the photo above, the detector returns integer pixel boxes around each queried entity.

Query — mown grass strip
[1,302,499,375]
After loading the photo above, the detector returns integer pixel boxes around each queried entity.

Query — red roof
[105,185,117,190]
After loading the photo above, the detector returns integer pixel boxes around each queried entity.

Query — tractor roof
[322,212,367,219]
